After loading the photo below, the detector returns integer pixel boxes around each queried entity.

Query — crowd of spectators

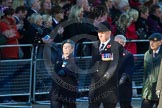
[0,0,162,59]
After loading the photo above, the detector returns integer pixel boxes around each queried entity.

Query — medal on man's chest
[101,53,113,61]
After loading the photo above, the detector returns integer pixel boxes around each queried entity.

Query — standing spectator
[1,0,13,8]
[129,0,141,9]
[76,0,90,13]
[23,13,43,58]
[50,5,64,42]
[117,0,130,13]
[125,8,139,54]
[0,7,20,59]
[114,13,131,36]
[51,5,64,28]
[13,6,27,39]
[136,5,149,54]
[26,0,41,17]
[141,33,162,108]
[0,0,13,17]
[12,0,25,10]
[24,0,41,30]
[156,56,162,108]
[114,34,134,108]
[101,0,121,35]
[144,0,158,8]
[50,39,78,108]
[147,4,162,35]
[40,0,52,15]
[88,21,123,108]
[136,5,149,39]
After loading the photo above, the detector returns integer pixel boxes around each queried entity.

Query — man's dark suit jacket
[89,39,123,103]
[118,49,134,102]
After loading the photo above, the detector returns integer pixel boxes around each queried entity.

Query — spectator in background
[40,0,52,15]
[92,5,108,27]
[76,0,90,13]
[0,0,13,17]
[24,0,41,30]
[114,34,134,108]
[51,5,64,28]
[26,0,41,17]
[136,5,149,40]
[23,13,43,58]
[38,14,54,58]
[50,39,78,108]
[144,0,159,8]
[125,8,139,54]
[101,0,121,35]
[50,5,64,42]
[147,4,162,35]
[57,0,71,8]
[115,13,131,37]
[63,4,84,40]
[12,0,24,10]
[1,0,13,8]
[13,6,27,40]
[42,14,53,36]
[62,3,72,20]
[141,33,162,108]
[128,0,141,9]
[0,7,20,59]
[117,0,130,13]
[136,5,149,54]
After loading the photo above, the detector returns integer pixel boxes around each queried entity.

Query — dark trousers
[141,99,159,108]
[50,100,76,108]
[88,102,116,108]
[120,101,132,108]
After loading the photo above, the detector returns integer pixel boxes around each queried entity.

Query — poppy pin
[107,44,111,49]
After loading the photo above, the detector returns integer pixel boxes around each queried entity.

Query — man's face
[98,31,111,42]
[154,8,162,18]
[114,38,125,47]
[63,43,74,56]
[150,40,162,51]
[33,0,41,11]
[43,0,52,10]
[19,10,27,20]
[141,10,149,19]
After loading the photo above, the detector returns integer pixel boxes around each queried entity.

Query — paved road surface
[0,99,142,108]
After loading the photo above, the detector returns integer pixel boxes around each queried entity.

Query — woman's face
[36,16,43,26]
[45,18,52,27]
[43,0,52,10]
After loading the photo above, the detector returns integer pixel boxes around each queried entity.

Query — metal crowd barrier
[0,44,33,107]
[0,40,149,106]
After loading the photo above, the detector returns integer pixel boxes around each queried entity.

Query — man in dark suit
[88,21,123,108]
[50,5,64,43]
[114,34,134,108]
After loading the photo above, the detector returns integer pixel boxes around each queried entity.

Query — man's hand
[156,90,161,98]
